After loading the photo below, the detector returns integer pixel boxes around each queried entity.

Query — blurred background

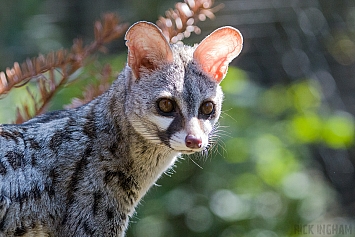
[1,0,355,236]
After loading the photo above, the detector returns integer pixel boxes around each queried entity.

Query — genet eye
[158,98,174,113]
[200,101,214,115]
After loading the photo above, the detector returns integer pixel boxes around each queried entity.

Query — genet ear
[125,21,173,79]
[193,26,243,83]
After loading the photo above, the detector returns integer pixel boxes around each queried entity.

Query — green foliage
[49,54,127,111]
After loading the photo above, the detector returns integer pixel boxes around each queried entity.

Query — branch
[156,0,223,43]
[64,64,113,109]
[0,13,128,123]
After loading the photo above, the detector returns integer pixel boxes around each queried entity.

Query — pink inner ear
[125,22,173,79]
[127,45,140,78]
[194,27,243,83]
[210,57,228,82]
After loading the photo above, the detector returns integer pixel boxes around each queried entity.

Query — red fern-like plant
[0,14,127,123]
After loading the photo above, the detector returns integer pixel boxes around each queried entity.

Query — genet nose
[185,134,202,149]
